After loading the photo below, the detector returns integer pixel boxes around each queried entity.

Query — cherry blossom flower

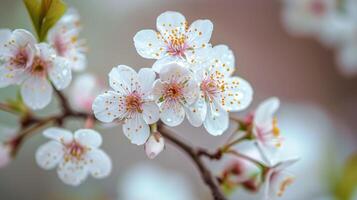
[153,62,199,127]
[145,132,165,159]
[36,128,112,186]
[189,45,253,135]
[47,8,87,71]
[0,29,36,87]
[134,11,213,72]
[69,73,104,112]
[263,158,298,200]
[281,0,337,36]
[251,97,283,165]
[92,65,159,145]
[0,29,72,109]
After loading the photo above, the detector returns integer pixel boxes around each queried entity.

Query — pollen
[277,177,294,197]
[272,117,280,137]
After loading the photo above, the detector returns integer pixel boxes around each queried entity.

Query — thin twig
[0,102,18,115]
[158,123,227,200]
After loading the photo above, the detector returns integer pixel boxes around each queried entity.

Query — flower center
[125,92,143,113]
[30,57,48,77]
[10,48,28,68]
[64,142,86,162]
[200,77,219,99]
[310,0,326,16]
[166,34,188,57]
[163,82,183,101]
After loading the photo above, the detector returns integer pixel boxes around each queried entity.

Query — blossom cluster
[281,0,357,76]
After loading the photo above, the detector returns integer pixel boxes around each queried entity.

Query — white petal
[57,160,89,186]
[123,115,150,145]
[36,141,64,170]
[152,56,180,73]
[133,29,166,59]
[156,11,186,41]
[49,57,72,90]
[274,157,299,171]
[210,45,235,77]
[21,77,53,110]
[108,65,138,93]
[204,101,229,136]
[142,102,160,124]
[92,91,124,123]
[337,44,357,76]
[182,78,199,105]
[0,65,26,87]
[254,97,280,128]
[85,149,112,178]
[36,43,56,61]
[12,29,36,48]
[221,77,253,112]
[160,102,185,127]
[145,133,165,159]
[138,67,156,95]
[74,129,102,148]
[43,127,73,144]
[0,29,11,55]
[70,52,87,71]
[184,96,207,127]
[159,62,190,82]
[187,19,213,49]
[0,144,10,168]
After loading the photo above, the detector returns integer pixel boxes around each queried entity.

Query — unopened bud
[145,132,165,159]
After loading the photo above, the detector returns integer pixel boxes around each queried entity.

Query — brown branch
[0,102,18,115]
[158,123,227,200]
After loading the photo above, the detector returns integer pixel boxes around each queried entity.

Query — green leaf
[334,154,357,200]
[23,0,67,42]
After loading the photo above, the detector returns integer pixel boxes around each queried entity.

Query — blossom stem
[158,123,227,200]
[0,102,18,115]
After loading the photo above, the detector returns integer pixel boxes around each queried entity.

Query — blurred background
[0,0,356,199]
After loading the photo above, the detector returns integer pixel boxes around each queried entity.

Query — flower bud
[0,144,11,168]
[145,132,165,159]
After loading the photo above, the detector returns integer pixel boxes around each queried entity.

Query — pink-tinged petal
[123,115,150,145]
[145,133,165,159]
[133,29,166,59]
[152,56,180,73]
[156,11,187,41]
[142,102,160,124]
[187,19,213,49]
[36,43,56,61]
[209,45,235,77]
[36,141,64,170]
[49,57,72,90]
[21,77,53,110]
[221,77,253,112]
[70,74,98,111]
[92,91,124,123]
[254,97,280,128]
[152,79,164,101]
[43,127,73,144]
[184,96,207,127]
[74,129,102,148]
[159,62,190,83]
[204,101,229,136]
[85,149,112,178]
[160,102,185,127]
[138,67,156,95]
[57,160,89,186]
[108,65,139,93]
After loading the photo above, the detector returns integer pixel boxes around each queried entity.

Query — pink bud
[0,144,11,168]
[145,132,165,159]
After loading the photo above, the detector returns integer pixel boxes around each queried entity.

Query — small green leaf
[23,0,67,42]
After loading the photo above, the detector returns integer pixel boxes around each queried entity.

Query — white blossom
[92,65,159,145]
[134,11,213,72]
[152,62,199,127]
[36,128,112,186]
[0,29,72,110]
[47,8,87,71]
[190,45,253,135]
